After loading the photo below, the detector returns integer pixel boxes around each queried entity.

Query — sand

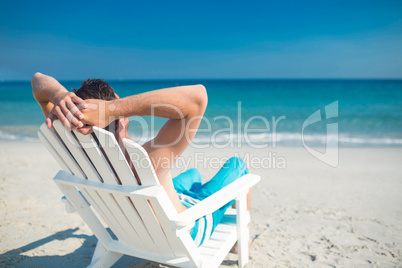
[0,140,401,267]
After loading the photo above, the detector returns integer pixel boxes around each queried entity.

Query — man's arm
[32,72,87,130]
[79,84,208,173]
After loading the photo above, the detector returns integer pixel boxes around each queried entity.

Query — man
[32,73,250,247]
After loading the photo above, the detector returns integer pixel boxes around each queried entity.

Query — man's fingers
[53,106,73,131]
[61,102,83,129]
[46,92,87,131]
[46,113,57,129]
[71,95,88,108]
[76,102,87,113]
[66,99,85,121]
[53,106,67,124]
[46,118,52,129]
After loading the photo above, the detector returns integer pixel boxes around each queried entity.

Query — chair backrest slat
[38,130,72,174]
[129,195,175,256]
[52,121,101,182]
[92,127,139,186]
[39,124,84,177]
[73,131,119,184]
[111,192,161,254]
[77,187,132,245]
[147,191,189,257]
[123,138,160,186]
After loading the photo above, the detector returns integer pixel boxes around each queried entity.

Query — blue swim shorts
[172,156,248,246]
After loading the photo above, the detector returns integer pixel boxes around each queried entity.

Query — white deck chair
[38,121,260,268]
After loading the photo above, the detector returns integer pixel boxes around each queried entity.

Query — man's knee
[187,168,202,182]
[223,156,248,174]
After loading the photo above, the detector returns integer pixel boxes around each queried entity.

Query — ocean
[1,79,401,147]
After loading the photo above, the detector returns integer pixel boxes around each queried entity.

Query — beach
[1,0,402,265]
[2,0,401,265]
[1,140,401,267]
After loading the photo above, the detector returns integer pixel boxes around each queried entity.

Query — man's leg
[176,157,252,247]
[197,157,249,233]
[172,168,202,194]
[200,157,248,196]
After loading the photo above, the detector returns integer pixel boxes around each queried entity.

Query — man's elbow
[31,72,43,88]
[193,84,208,112]
[32,72,43,81]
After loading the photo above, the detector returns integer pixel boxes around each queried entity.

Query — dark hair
[74,79,118,132]
[73,79,117,101]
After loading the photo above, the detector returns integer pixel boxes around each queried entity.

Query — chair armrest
[172,173,260,228]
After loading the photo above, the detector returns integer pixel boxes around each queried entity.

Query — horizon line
[1,77,402,83]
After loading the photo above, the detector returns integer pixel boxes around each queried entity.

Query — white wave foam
[1,128,401,147]
[0,130,38,142]
[192,132,402,146]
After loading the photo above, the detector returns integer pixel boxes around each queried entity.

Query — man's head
[73,79,117,101]
[73,79,128,135]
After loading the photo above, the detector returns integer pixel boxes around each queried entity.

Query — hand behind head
[80,99,113,130]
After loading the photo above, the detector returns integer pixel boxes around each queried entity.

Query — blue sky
[0,0,401,80]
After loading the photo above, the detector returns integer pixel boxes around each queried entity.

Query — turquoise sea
[0,79,401,147]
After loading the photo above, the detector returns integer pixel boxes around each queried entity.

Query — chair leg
[236,194,249,268]
[88,241,123,268]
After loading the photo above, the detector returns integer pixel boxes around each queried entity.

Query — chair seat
[100,209,241,268]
